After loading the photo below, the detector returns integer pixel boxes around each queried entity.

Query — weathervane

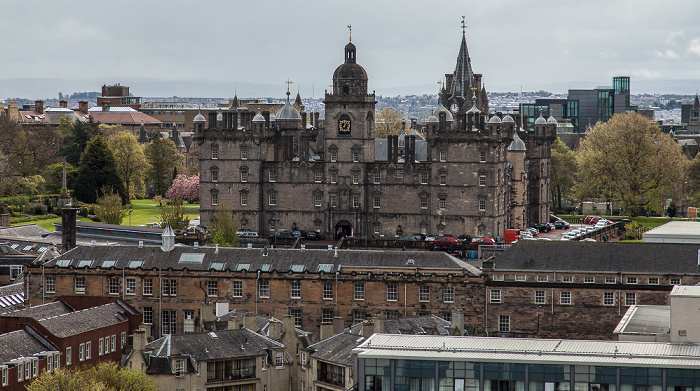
[348,24,352,42]
[461,16,466,34]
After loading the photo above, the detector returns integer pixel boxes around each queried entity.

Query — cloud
[629,69,662,79]
[688,38,700,56]
[666,31,685,45]
[653,49,680,59]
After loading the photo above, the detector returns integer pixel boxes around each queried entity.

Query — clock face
[339,119,351,134]
[450,103,460,113]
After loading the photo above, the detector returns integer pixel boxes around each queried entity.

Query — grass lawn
[17,200,200,232]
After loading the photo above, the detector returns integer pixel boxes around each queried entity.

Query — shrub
[29,203,47,215]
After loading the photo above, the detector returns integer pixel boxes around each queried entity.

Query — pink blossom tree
[165,174,200,203]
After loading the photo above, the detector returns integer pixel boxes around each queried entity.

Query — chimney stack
[78,100,88,114]
[61,207,79,252]
[333,316,344,335]
[319,322,334,341]
[268,319,282,340]
[361,320,374,337]
[133,326,148,353]
[243,313,258,332]
[35,100,44,114]
[8,101,19,121]
[227,317,240,330]
[451,308,465,335]
[282,314,295,334]
[373,314,385,334]
[59,100,67,108]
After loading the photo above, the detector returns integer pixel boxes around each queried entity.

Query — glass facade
[359,360,700,391]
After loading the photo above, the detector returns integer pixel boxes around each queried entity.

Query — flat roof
[642,221,700,243]
[354,334,700,368]
[613,305,670,335]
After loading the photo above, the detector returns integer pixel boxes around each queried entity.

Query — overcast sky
[2,0,700,99]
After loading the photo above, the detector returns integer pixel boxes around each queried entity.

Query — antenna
[461,16,466,34]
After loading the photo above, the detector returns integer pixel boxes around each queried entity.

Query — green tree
[145,135,184,197]
[73,135,126,204]
[43,162,78,194]
[667,201,677,218]
[96,187,129,224]
[60,117,100,166]
[160,197,190,230]
[27,362,157,391]
[108,131,147,199]
[375,107,405,138]
[209,203,241,247]
[550,138,577,212]
[574,112,686,216]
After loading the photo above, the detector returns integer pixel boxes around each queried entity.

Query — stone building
[481,241,700,340]
[194,30,556,241]
[27,240,485,340]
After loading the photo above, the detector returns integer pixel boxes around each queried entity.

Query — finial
[348,24,352,42]
[461,16,466,35]
[437,80,443,93]
[285,79,294,93]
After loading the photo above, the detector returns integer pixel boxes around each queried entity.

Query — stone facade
[195,32,556,241]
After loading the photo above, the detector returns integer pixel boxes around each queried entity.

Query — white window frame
[443,286,454,303]
[75,277,85,294]
[603,292,615,306]
[419,285,430,302]
[535,290,546,304]
[625,292,636,306]
[323,283,334,300]
[499,315,510,332]
[126,278,136,295]
[354,283,365,301]
[86,341,91,360]
[259,280,270,298]
[490,289,501,303]
[232,281,243,298]
[291,281,301,299]
[387,284,398,301]
[66,347,72,365]
[560,291,572,305]
[46,276,56,293]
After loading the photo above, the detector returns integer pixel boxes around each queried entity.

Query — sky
[2,0,700,99]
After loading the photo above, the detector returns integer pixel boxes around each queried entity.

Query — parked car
[535,223,551,233]
[292,230,307,238]
[272,230,294,239]
[526,228,539,237]
[562,232,578,240]
[434,236,458,247]
[238,231,259,238]
[594,220,610,228]
[359,235,375,241]
[584,215,601,224]
[425,235,437,242]
[306,231,319,240]
[554,220,570,229]
[472,237,496,245]
[520,231,533,239]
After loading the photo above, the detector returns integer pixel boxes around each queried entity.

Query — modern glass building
[353,334,700,391]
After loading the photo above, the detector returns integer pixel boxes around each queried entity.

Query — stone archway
[335,220,353,239]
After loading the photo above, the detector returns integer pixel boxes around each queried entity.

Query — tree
[209,202,241,247]
[96,187,129,224]
[107,131,147,199]
[550,138,577,212]
[73,135,126,204]
[59,117,100,166]
[667,201,677,218]
[574,112,686,216]
[27,362,157,391]
[160,197,190,230]
[375,107,405,138]
[145,135,184,197]
[43,162,78,194]
[166,174,200,203]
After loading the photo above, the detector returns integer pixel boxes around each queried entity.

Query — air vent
[406,259,415,265]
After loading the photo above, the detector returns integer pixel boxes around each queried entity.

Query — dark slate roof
[145,329,283,362]
[38,301,132,338]
[42,245,480,276]
[1,301,73,320]
[349,315,451,335]
[215,309,271,332]
[494,241,700,274]
[0,329,56,363]
[208,310,315,349]
[309,331,366,367]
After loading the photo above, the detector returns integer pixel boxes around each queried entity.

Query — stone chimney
[8,101,19,121]
[333,316,344,335]
[35,100,44,114]
[78,100,88,113]
[133,326,147,352]
[199,302,216,328]
[61,207,79,252]
[282,314,295,334]
[373,314,385,334]
[243,313,258,332]
[319,322,334,341]
[361,320,374,337]
[59,100,67,108]
[268,319,282,340]
[227,317,240,330]
[451,309,465,335]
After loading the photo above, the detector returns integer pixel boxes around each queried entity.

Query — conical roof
[276,91,301,121]
[694,94,699,110]
[534,112,547,125]
[193,109,205,123]
[432,102,454,122]
[252,112,265,123]
[449,32,475,99]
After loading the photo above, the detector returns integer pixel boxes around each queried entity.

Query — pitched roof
[37,301,132,338]
[89,111,162,125]
[0,282,25,313]
[493,241,700,274]
[145,329,283,362]
[349,315,451,336]
[1,301,73,320]
[0,329,56,363]
[309,331,366,366]
[42,245,481,276]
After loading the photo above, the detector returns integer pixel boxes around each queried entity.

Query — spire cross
[461,16,466,34]
[285,79,294,92]
[348,24,352,42]
[437,80,443,93]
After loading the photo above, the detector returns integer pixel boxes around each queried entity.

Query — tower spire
[450,17,475,100]
[348,24,352,42]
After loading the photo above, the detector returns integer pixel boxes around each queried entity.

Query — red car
[434,237,458,247]
[584,215,601,224]
[473,237,495,245]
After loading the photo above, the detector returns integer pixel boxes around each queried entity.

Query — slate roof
[145,329,283,362]
[211,310,314,348]
[493,241,700,274]
[89,111,162,125]
[349,315,452,336]
[37,301,132,338]
[42,245,481,276]
[309,331,366,366]
[0,329,56,363]
[1,301,74,320]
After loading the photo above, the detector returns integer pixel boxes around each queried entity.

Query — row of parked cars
[561,216,612,240]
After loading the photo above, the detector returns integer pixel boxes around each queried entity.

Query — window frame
[323,282,334,300]
[291,281,301,299]
[387,284,398,301]
[207,280,218,297]
[535,290,546,304]
[625,292,636,306]
[443,286,454,303]
[498,314,510,332]
[75,277,86,294]
[46,276,56,294]
[490,289,501,303]
[232,281,243,298]
[560,291,572,305]
[354,283,365,301]
[125,278,136,295]
[603,292,615,306]
[259,280,270,298]
[419,285,430,302]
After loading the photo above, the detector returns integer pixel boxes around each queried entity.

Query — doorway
[335,220,353,239]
